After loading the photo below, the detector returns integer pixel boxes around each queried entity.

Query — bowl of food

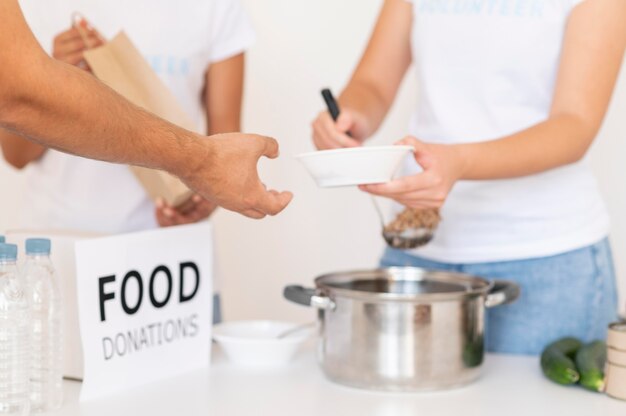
[213,320,314,367]
[296,145,414,188]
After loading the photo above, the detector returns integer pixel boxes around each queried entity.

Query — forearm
[338,0,413,138]
[459,0,626,181]
[0,1,290,219]
[207,86,242,135]
[0,0,205,176]
[0,128,46,169]
[207,101,241,136]
[458,114,597,180]
[338,79,391,136]
[206,54,244,135]
[1,55,205,176]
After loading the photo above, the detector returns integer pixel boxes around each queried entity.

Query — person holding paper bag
[1,1,261,232]
[0,0,292,219]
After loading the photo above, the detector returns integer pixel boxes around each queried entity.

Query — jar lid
[608,322,626,351]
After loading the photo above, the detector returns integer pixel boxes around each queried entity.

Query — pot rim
[314,267,494,303]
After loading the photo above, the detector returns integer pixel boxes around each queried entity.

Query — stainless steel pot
[284,267,520,392]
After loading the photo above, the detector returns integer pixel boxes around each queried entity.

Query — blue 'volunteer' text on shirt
[418,0,546,17]
[146,55,191,77]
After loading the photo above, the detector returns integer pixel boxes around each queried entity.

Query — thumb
[335,112,354,133]
[256,189,294,216]
[257,135,280,159]
[398,136,434,170]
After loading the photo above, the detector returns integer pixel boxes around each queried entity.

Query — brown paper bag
[83,32,194,207]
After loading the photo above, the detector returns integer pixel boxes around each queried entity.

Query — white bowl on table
[213,320,313,367]
[296,145,414,188]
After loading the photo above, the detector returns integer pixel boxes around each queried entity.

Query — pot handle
[485,280,520,308]
[283,285,335,310]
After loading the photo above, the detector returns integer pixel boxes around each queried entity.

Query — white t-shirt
[404,0,609,263]
[17,0,255,234]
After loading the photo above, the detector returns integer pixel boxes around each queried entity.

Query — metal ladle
[371,197,436,250]
[320,89,437,250]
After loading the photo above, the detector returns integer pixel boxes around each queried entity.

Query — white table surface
[46,346,626,416]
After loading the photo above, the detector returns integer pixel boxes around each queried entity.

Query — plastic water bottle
[23,239,62,412]
[0,243,30,416]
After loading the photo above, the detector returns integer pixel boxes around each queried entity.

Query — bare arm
[311,0,413,149]
[363,0,626,209]
[0,21,103,170]
[0,1,187,171]
[339,0,413,135]
[457,0,626,179]
[206,53,245,135]
[0,0,291,218]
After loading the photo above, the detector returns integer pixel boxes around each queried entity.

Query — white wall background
[0,0,624,323]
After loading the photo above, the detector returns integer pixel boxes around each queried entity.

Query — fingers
[358,136,449,209]
[155,199,177,227]
[360,172,440,197]
[174,196,198,215]
[78,18,106,44]
[336,112,353,133]
[249,188,294,217]
[56,33,101,52]
[244,142,293,216]
[258,136,280,159]
[187,199,217,221]
[73,18,104,49]
[316,113,339,146]
[322,111,360,147]
[241,209,267,219]
[395,200,441,209]
[312,111,360,150]
[55,27,82,44]
[312,116,340,150]
[396,136,420,147]
[325,123,359,148]
[53,26,103,68]
[156,197,216,227]
[58,50,88,66]
[397,136,436,171]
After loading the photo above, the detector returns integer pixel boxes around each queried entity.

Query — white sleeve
[208,0,256,64]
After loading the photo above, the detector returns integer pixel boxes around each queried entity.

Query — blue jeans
[380,238,618,355]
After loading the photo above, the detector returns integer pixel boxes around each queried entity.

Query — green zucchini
[463,337,484,368]
[541,337,583,385]
[576,340,607,392]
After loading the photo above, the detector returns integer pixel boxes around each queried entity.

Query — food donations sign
[75,223,213,401]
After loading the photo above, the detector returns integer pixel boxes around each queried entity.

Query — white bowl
[213,320,313,367]
[296,145,414,188]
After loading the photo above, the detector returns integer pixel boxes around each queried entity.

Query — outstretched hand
[180,133,293,219]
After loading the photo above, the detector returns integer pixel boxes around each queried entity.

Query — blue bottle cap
[25,238,51,255]
[0,243,18,261]
[0,235,5,244]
